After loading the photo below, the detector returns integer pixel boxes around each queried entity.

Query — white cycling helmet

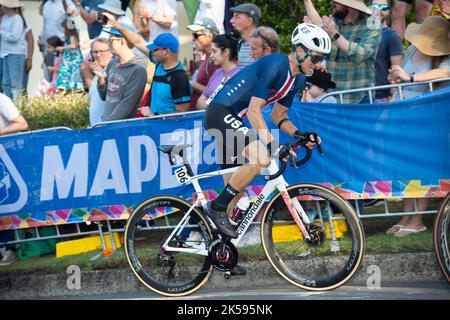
[291,23,331,54]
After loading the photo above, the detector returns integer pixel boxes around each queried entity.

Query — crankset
[208,238,238,273]
[304,221,326,247]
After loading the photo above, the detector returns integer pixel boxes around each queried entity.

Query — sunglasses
[253,29,272,47]
[193,32,206,40]
[370,4,390,11]
[307,52,325,64]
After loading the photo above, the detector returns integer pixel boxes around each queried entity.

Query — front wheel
[261,183,365,291]
[433,193,450,284]
[124,196,214,297]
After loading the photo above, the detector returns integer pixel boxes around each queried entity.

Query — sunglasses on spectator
[92,49,111,55]
[305,83,312,90]
[254,29,273,49]
[193,32,206,40]
[370,4,390,11]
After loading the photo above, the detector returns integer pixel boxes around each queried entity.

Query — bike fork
[279,188,311,241]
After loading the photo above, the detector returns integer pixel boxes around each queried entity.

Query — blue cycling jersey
[210,54,305,117]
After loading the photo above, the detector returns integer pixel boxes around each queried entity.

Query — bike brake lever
[290,155,297,168]
[317,143,324,155]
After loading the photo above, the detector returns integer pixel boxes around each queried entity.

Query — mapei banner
[0,87,449,230]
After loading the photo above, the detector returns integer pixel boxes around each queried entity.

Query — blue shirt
[81,0,105,39]
[211,54,305,117]
[150,60,191,114]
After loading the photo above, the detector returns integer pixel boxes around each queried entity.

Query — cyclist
[203,23,331,239]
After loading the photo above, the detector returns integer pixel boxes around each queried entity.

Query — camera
[96,12,109,25]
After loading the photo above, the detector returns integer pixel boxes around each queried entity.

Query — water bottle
[230,195,250,226]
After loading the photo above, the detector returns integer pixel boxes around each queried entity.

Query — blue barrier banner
[0,86,449,230]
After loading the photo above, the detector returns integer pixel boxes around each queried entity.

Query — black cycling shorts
[204,103,258,169]
[395,0,433,4]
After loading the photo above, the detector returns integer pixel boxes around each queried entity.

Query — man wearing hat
[230,3,261,69]
[105,15,192,115]
[301,69,338,103]
[97,0,133,37]
[94,22,148,121]
[304,0,381,104]
[187,17,221,110]
[0,0,25,101]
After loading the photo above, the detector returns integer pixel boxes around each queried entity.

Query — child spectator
[301,69,337,103]
[44,36,65,93]
[196,33,240,109]
[55,18,84,92]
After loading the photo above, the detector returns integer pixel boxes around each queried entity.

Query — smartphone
[96,12,109,25]
[90,51,95,62]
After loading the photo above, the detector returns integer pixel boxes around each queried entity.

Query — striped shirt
[237,41,255,69]
[326,14,381,104]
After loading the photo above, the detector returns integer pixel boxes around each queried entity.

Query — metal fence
[1,80,448,251]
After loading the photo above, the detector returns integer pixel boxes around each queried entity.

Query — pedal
[224,271,231,280]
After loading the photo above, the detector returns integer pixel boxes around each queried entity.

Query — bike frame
[161,159,313,256]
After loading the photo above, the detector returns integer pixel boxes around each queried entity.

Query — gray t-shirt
[0,93,20,129]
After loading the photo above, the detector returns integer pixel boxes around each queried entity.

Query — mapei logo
[0,145,28,214]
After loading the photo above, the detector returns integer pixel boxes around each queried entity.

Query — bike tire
[433,192,450,284]
[261,183,365,291]
[124,195,214,297]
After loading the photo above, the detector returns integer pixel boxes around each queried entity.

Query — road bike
[124,136,365,297]
[433,192,450,284]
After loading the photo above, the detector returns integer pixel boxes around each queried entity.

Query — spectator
[55,18,84,92]
[196,33,240,109]
[107,15,191,115]
[303,0,381,104]
[187,17,221,111]
[386,15,450,237]
[301,68,338,103]
[249,26,280,61]
[98,0,133,38]
[0,92,28,266]
[71,0,106,39]
[94,23,147,121]
[41,36,64,94]
[433,0,450,27]
[134,0,178,43]
[17,7,33,98]
[388,15,450,98]
[39,0,74,82]
[391,0,433,40]
[230,3,261,69]
[0,0,25,101]
[194,0,226,34]
[371,0,404,102]
[88,38,113,125]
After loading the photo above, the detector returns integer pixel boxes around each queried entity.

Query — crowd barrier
[0,81,449,250]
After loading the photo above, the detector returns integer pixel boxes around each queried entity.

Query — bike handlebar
[263,132,323,181]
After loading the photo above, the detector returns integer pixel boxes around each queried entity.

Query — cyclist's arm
[246,97,275,145]
[271,102,298,136]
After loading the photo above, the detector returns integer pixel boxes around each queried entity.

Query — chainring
[208,239,238,272]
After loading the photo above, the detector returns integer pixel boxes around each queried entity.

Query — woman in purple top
[196,34,241,109]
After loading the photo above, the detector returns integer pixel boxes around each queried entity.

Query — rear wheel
[124,196,214,296]
[261,183,365,290]
[433,193,450,284]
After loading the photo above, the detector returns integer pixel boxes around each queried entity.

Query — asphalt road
[62,281,450,300]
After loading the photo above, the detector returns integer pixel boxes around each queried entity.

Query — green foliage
[247,0,417,53]
[16,93,90,131]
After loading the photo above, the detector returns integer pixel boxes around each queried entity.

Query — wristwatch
[410,72,415,83]
[333,33,341,40]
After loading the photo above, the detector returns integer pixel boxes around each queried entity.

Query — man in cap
[303,0,381,104]
[230,3,261,68]
[391,0,434,40]
[105,14,191,114]
[187,17,221,110]
[97,0,133,37]
[93,22,148,121]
